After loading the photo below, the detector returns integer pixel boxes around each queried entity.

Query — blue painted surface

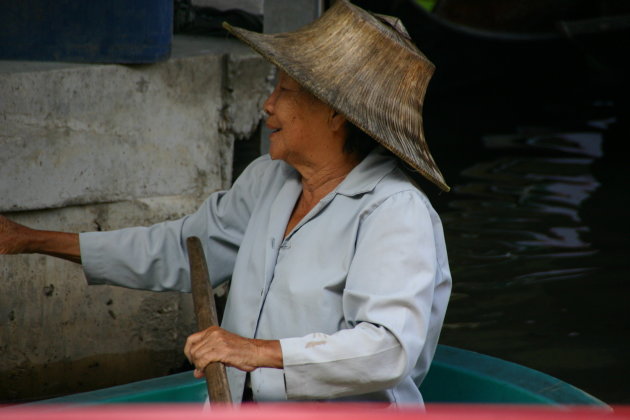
[0,0,172,63]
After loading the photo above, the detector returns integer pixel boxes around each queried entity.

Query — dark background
[354,0,630,404]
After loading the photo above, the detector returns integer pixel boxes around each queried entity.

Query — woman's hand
[184,326,283,378]
[0,215,33,254]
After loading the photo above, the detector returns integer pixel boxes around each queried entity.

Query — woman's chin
[268,143,284,161]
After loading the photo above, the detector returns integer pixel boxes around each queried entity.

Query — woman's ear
[329,110,347,133]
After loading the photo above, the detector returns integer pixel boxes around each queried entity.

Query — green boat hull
[37,345,606,406]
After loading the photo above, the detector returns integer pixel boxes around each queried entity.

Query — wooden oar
[187,236,232,404]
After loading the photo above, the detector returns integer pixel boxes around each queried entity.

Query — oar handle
[187,236,232,404]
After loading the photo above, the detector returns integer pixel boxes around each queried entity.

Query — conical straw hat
[224,0,449,191]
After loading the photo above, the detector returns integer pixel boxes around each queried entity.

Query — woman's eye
[279,85,296,93]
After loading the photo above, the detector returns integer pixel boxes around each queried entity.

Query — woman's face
[263,71,336,167]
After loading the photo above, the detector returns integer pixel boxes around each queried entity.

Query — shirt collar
[334,146,397,197]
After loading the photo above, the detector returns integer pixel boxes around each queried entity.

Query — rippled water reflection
[432,96,629,403]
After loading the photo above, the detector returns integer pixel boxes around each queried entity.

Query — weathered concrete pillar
[0,35,273,402]
[264,0,323,33]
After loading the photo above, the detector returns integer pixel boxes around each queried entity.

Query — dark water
[423,71,630,404]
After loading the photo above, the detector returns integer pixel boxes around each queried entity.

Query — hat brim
[224,0,450,192]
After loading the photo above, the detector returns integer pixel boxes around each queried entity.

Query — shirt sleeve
[79,156,271,292]
[280,190,438,399]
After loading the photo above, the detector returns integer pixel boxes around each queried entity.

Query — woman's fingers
[184,327,255,373]
[183,328,208,363]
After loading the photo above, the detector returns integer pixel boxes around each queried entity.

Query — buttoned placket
[253,189,337,340]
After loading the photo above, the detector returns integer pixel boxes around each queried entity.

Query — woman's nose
[263,86,278,115]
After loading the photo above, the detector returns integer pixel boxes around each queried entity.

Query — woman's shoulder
[373,160,432,201]
[234,154,295,186]
[360,162,439,221]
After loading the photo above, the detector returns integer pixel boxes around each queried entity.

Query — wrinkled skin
[0,214,81,263]
[184,326,282,378]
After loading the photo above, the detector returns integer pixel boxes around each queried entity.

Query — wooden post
[187,236,232,404]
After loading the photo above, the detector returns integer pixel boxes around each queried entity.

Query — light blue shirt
[80,147,452,405]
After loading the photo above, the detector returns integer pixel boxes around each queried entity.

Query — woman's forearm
[31,230,82,263]
[0,215,81,263]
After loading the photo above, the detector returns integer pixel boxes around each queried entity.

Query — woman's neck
[283,152,362,239]
[297,152,361,205]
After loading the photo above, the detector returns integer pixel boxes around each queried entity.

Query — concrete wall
[0,36,273,402]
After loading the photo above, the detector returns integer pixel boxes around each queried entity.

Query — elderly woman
[0,0,451,405]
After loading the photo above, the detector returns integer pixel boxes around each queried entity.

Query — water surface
[427,80,629,404]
